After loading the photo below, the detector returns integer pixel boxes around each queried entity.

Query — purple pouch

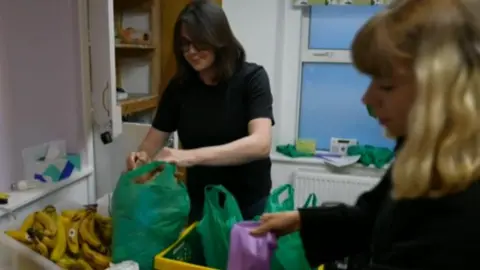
[227,221,277,270]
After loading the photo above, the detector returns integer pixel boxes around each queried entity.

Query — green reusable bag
[111,161,190,270]
[197,185,244,269]
[252,184,295,221]
[267,187,318,270]
[265,184,295,213]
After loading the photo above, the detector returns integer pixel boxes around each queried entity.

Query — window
[297,5,394,150]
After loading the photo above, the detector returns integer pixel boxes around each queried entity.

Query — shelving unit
[114,0,161,118]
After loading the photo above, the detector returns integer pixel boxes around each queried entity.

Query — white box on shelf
[21,140,81,183]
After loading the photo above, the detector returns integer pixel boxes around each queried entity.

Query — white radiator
[293,169,381,207]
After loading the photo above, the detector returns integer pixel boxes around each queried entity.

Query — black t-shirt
[152,62,274,207]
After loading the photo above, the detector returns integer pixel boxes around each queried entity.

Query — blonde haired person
[251,0,480,269]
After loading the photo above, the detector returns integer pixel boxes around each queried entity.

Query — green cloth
[276,144,314,158]
[347,145,394,169]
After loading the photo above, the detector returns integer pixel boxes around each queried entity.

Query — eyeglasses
[180,39,210,54]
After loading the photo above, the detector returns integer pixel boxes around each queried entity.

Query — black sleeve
[152,80,180,133]
[245,67,275,125]
[298,170,391,268]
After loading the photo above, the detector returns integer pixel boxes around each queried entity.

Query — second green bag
[265,184,295,213]
[265,184,318,270]
[111,161,190,270]
[197,185,243,269]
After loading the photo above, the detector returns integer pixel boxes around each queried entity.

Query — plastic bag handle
[303,193,318,208]
[269,184,294,205]
[204,185,232,208]
[123,160,175,181]
[204,185,243,218]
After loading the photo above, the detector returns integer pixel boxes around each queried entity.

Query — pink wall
[0,0,85,191]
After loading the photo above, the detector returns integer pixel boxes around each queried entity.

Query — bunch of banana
[4,205,58,254]
[61,205,113,269]
[94,213,112,246]
[4,204,113,270]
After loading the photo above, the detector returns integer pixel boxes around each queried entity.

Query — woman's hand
[250,211,301,237]
[125,151,153,183]
[126,151,150,171]
[155,147,198,167]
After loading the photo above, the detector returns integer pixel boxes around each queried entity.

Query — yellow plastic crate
[155,223,324,270]
[155,223,216,270]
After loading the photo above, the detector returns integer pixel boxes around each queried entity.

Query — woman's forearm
[138,128,171,158]
[192,134,270,166]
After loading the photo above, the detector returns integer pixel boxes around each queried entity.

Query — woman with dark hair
[126,0,274,223]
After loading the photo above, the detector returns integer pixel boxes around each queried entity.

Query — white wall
[94,0,305,197]
[0,0,86,192]
[223,0,302,146]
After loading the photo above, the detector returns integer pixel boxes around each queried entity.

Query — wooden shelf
[115,43,156,50]
[119,94,158,116]
[114,0,151,10]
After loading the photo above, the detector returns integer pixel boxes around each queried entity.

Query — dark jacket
[298,139,480,270]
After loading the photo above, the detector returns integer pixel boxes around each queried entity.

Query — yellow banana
[60,216,70,225]
[81,243,111,269]
[26,243,37,252]
[33,240,49,257]
[33,221,44,231]
[43,204,57,214]
[56,255,79,269]
[61,209,81,219]
[41,235,56,249]
[50,216,67,262]
[43,205,58,221]
[19,212,36,232]
[94,213,111,225]
[79,214,105,253]
[65,215,82,256]
[77,258,94,270]
[5,230,33,244]
[35,211,57,237]
[29,228,56,249]
[99,224,112,245]
[72,209,87,221]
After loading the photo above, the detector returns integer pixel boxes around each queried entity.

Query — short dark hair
[173,0,246,82]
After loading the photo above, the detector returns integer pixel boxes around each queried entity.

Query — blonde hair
[352,0,480,199]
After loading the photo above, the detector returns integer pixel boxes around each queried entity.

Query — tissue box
[31,154,81,183]
[22,140,81,183]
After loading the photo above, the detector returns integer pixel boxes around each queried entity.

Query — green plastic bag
[265,185,317,270]
[303,193,318,208]
[265,184,295,213]
[252,184,294,222]
[111,161,190,270]
[197,185,243,269]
